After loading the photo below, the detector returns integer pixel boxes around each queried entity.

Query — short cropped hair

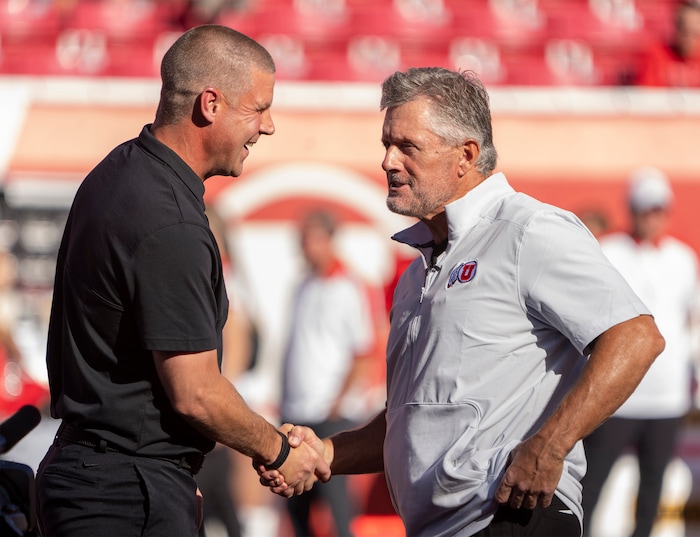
[157,25,275,125]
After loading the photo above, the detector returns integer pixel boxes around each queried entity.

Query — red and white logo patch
[447,261,478,288]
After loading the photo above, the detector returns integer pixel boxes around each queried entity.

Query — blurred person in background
[194,208,245,537]
[636,0,700,87]
[577,208,609,240]
[581,166,700,537]
[280,209,380,537]
[208,209,286,537]
[35,24,329,537]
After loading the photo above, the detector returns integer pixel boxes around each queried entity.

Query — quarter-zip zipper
[420,260,442,304]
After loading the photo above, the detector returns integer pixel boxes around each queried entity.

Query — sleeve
[519,210,651,354]
[131,223,223,352]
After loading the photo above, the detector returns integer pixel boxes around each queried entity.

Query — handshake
[253,424,332,498]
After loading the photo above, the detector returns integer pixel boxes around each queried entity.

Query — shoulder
[490,193,587,237]
[599,231,634,248]
[661,236,699,264]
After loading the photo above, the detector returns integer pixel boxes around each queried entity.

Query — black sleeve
[131,223,221,352]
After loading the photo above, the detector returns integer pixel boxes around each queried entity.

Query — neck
[433,237,448,256]
[422,211,449,246]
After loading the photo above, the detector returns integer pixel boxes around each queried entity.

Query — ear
[199,87,225,124]
[458,139,480,177]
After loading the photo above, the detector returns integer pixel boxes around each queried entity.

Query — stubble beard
[386,192,431,219]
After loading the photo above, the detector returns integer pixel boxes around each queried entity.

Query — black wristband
[266,430,290,470]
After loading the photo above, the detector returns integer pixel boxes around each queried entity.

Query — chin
[387,201,410,217]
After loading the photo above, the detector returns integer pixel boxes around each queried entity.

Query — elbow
[644,321,666,367]
[652,331,666,361]
[169,389,210,424]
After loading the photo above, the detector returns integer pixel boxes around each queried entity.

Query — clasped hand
[254,424,330,498]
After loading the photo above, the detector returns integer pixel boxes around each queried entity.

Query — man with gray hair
[261,67,664,536]
[36,24,329,537]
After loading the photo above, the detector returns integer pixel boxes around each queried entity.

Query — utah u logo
[447,261,477,288]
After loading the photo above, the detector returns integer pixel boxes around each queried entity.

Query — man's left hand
[494,436,564,509]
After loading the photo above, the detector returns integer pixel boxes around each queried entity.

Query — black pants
[581,416,681,537]
[36,442,200,537]
[472,495,581,537]
[283,418,357,537]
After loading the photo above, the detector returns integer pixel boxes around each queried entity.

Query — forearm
[154,349,283,464]
[495,315,665,507]
[193,377,282,461]
[325,408,386,475]
[533,314,665,456]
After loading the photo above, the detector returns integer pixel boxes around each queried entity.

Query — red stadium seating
[217,0,356,48]
[0,0,62,38]
[256,33,315,80]
[449,0,548,51]
[351,0,456,51]
[448,37,509,84]
[1,29,111,76]
[543,0,655,53]
[501,37,636,86]
[63,0,175,42]
[0,0,686,85]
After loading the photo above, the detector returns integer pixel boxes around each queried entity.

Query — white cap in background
[628,166,673,212]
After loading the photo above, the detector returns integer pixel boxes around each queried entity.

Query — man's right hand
[256,424,331,497]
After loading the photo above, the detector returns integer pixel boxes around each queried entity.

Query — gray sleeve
[518,210,650,354]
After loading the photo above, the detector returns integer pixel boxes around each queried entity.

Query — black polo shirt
[46,125,228,458]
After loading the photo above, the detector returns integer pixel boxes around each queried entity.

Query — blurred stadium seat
[217,0,355,47]
[0,0,62,39]
[500,39,609,86]
[449,0,548,51]
[106,31,181,77]
[63,0,175,41]
[256,33,313,79]
[1,28,111,76]
[346,35,403,81]
[544,0,655,53]
[448,36,508,84]
[351,0,455,51]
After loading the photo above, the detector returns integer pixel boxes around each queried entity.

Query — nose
[382,146,399,172]
[261,109,275,136]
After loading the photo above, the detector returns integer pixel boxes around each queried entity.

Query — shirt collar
[391,172,513,255]
[137,124,206,208]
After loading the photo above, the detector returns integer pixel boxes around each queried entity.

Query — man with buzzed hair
[36,25,329,537]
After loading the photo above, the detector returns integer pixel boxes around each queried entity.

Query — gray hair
[380,67,498,176]
[157,25,276,125]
